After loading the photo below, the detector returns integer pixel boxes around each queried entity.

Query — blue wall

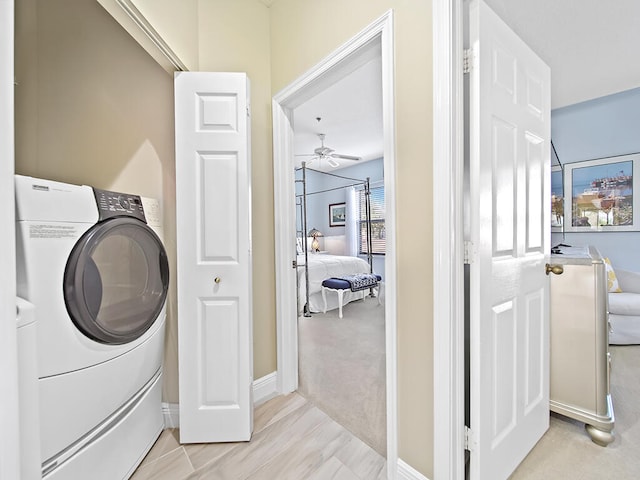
[296,158,384,234]
[551,87,640,271]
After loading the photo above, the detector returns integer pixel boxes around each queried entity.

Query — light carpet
[297,296,387,457]
[510,344,640,479]
[297,300,640,476]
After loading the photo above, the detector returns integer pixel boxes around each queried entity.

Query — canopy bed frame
[295,162,375,317]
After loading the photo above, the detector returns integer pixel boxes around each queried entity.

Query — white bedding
[297,253,371,314]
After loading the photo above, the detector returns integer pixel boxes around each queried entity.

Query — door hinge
[464,241,475,265]
[246,106,251,118]
[463,48,473,74]
[464,426,476,451]
[292,260,297,269]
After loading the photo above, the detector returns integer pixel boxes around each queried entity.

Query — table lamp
[308,228,322,252]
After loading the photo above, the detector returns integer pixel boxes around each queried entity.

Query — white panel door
[175,72,253,443]
[468,1,551,479]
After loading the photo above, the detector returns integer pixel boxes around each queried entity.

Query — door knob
[545,263,563,276]
[214,277,221,284]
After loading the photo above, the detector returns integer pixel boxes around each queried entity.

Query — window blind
[358,185,385,255]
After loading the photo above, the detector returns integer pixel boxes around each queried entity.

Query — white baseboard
[161,402,180,429]
[397,459,430,480]
[252,371,279,405]
[162,371,279,429]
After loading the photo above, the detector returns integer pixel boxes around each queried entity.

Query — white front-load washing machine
[15,175,169,480]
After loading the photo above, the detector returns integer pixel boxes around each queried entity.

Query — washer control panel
[93,188,147,223]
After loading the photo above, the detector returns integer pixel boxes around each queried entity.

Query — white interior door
[467,1,551,478]
[175,72,253,443]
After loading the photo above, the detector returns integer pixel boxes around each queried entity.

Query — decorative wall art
[551,166,564,232]
[329,202,346,227]
[563,153,640,232]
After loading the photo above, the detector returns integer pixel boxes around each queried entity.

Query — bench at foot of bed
[321,275,383,319]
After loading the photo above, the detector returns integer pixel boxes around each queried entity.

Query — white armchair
[608,269,640,344]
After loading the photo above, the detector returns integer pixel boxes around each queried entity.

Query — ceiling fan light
[299,133,360,169]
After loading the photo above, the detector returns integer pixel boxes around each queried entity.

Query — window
[358,185,385,255]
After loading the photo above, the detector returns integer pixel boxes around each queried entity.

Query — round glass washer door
[64,217,169,345]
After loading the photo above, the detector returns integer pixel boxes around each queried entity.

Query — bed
[297,253,371,314]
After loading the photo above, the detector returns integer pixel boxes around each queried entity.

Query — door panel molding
[175,72,253,443]
[468,1,550,478]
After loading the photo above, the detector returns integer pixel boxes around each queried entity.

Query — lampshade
[308,228,323,238]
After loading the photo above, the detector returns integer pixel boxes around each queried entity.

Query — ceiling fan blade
[297,134,361,166]
[298,155,319,165]
[331,154,362,161]
[327,158,340,168]
[315,146,334,156]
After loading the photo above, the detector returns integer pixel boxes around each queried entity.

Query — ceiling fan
[296,133,362,168]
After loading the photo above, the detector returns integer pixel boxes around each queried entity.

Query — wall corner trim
[397,459,431,480]
[161,402,180,429]
[162,372,279,429]
[96,0,187,73]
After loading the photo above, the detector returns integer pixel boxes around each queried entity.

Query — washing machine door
[64,217,169,345]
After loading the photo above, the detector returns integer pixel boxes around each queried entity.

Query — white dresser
[549,245,614,446]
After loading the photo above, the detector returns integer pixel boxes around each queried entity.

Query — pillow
[604,257,622,293]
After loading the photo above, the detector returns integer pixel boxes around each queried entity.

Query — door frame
[1,0,20,478]
[272,10,398,475]
[433,0,466,479]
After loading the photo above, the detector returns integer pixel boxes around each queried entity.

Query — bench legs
[322,283,384,319]
[322,286,346,319]
[375,281,384,304]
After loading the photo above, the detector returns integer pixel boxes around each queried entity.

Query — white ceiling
[293,56,383,171]
[485,0,640,109]
[292,0,640,170]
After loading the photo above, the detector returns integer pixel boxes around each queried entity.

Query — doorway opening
[272,10,398,471]
[293,67,386,452]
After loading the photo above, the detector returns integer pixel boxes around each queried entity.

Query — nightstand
[549,245,614,446]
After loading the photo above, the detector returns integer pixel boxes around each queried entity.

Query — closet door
[175,72,253,443]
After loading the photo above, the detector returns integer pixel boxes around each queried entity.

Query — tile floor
[130,392,387,480]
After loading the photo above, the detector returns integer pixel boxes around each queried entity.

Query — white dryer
[15,175,169,480]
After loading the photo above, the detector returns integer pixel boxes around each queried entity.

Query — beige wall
[269,1,434,475]
[196,0,277,382]
[15,0,277,402]
[15,0,173,197]
[14,0,178,401]
[15,0,435,476]
[132,0,199,71]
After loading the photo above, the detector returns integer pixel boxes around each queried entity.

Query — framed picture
[329,202,346,227]
[563,153,640,232]
[551,166,564,232]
